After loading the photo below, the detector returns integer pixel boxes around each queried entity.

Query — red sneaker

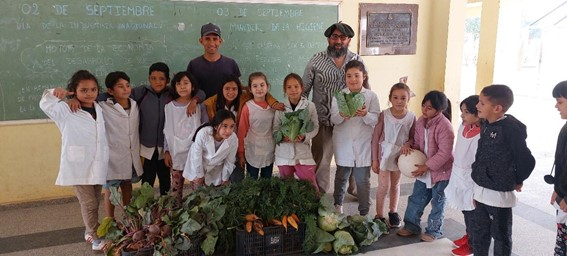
[452,243,473,256]
[453,234,468,247]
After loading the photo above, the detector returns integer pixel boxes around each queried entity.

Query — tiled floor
[0,168,555,255]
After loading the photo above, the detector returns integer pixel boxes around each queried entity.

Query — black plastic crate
[282,223,305,255]
[236,223,305,256]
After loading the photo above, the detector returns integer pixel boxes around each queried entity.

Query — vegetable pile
[303,195,388,255]
[273,108,314,144]
[217,177,319,253]
[335,91,365,117]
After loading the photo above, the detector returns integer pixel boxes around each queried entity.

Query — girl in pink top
[397,90,454,242]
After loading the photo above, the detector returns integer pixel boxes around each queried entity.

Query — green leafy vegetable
[333,230,358,254]
[347,215,383,246]
[273,108,314,144]
[335,91,365,117]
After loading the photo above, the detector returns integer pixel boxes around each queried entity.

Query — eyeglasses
[329,34,348,41]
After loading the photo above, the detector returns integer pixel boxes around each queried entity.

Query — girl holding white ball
[396,90,454,243]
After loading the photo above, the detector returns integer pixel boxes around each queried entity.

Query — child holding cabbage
[330,60,380,215]
[273,73,319,191]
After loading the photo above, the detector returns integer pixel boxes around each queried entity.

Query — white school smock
[100,98,143,180]
[182,126,238,186]
[445,124,480,210]
[330,87,380,167]
[244,101,275,168]
[379,108,415,171]
[163,102,202,170]
[39,89,109,186]
[416,128,433,188]
[273,97,319,166]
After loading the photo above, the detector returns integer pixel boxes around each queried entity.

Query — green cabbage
[335,91,365,117]
[347,215,383,246]
[333,230,358,255]
[273,108,314,144]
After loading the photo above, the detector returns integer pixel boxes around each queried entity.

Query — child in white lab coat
[331,60,380,216]
[39,70,109,251]
[183,109,238,186]
[99,71,143,219]
[163,71,208,203]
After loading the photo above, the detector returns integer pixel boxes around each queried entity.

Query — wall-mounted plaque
[359,3,418,56]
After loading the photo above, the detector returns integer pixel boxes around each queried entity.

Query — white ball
[397,150,426,178]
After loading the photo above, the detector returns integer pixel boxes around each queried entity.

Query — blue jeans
[246,162,273,179]
[402,180,448,238]
[333,165,371,216]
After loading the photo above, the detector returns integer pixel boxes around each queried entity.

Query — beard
[327,44,347,58]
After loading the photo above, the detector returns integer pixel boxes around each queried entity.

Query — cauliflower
[318,213,340,232]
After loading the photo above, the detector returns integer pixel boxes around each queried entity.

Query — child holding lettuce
[273,73,319,191]
[330,60,380,215]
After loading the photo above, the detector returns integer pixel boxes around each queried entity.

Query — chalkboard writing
[367,13,412,46]
[0,0,337,121]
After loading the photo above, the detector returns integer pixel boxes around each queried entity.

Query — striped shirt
[302,50,363,126]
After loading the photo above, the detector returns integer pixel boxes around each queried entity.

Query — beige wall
[0,122,75,204]
[0,0,469,205]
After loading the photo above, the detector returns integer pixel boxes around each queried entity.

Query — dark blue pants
[472,201,512,256]
[463,209,475,251]
[141,149,170,195]
[246,162,273,179]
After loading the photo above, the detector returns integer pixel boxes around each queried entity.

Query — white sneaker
[92,239,109,251]
[335,204,343,214]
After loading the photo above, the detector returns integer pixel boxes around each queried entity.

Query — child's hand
[371,161,379,174]
[400,145,411,155]
[411,164,428,177]
[561,198,567,213]
[186,98,197,116]
[514,183,523,192]
[294,135,305,142]
[339,112,351,120]
[53,87,73,100]
[271,102,285,111]
[282,136,292,142]
[355,105,367,117]
[164,151,172,168]
[67,98,81,112]
[239,157,246,169]
[551,191,558,205]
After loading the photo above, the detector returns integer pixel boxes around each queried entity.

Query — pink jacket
[412,113,454,183]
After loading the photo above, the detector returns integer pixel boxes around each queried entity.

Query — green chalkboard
[0,0,338,121]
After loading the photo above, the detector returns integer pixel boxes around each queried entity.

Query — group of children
[42,48,566,255]
[369,82,537,256]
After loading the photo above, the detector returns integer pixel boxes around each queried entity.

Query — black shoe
[374,216,390,233]
[388,212,401,228]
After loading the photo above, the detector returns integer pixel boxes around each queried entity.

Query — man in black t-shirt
[187,23,241,99]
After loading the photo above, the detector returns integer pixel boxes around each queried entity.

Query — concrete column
[427,0,466,121]
[475,0,500,92]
